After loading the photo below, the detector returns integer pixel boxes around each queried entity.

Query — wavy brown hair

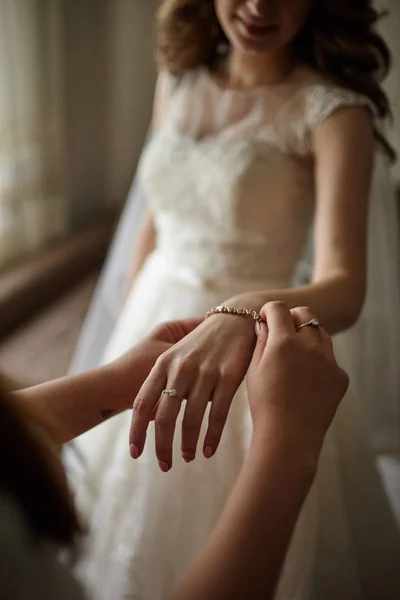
[156,0,395,161]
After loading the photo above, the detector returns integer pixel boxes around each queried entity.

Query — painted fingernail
[255,321,261,336]
[182,453,194,463]
[158,460,170,473]
[130,444,140,459]
[204,446,214,459]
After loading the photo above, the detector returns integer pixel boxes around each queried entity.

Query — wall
[61,0,158,225]
[377,1,400,180]
[62,0,109,224]
[106,0,158,208]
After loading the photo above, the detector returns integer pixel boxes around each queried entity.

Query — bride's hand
[129,315,257,471]
[108,318,202,413]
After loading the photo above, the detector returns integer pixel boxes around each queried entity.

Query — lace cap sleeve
[157,69,179,99]
[153,70,180,130]
[303,83,374,153]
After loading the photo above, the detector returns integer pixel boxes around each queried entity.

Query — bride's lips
[235,14,278,40]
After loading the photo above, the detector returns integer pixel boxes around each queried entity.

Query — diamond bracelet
[206,305,262,322]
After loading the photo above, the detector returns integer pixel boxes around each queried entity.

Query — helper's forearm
[11,365,134,444]
[172,431,316,600]
[228,275,364,334]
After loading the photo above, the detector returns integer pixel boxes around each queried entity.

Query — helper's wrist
[251,421,320,480]
[102,359,138,412]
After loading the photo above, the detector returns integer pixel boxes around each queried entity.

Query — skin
[128,0,373,472]
[12,303,348,600]
[215,0,312,82]
[12,320,202,444]
[172,302,349,600]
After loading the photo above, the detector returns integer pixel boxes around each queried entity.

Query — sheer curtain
[68,0,158,374]
[0,0,67,270]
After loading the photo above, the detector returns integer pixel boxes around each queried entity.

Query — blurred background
[0,0,158,385]
[0,0,398,388]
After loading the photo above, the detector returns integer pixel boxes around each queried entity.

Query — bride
[67,1,400,598]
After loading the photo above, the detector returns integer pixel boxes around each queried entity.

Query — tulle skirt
[66,252,400,600]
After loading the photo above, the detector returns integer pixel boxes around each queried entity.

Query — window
[0,0,67,270]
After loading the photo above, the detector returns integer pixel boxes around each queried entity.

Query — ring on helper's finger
[297,318,321,332]
[162,389,183,402]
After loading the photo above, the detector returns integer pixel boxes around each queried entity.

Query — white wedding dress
[70,67,400,600]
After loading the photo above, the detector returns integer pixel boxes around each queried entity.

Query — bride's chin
[229,28,279,55]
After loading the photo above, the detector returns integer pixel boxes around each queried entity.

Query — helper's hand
[247,302,349,455]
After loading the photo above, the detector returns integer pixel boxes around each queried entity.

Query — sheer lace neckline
[200,64,316,97]
[164,65,371,150]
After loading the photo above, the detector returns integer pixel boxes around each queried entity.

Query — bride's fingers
[181,372,217,463]
[130,364,167,459]
[203,377,239,459]
[150,399,161,421]
[154,392,184,472]
[154,366,193,471]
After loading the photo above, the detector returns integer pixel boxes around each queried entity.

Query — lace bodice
[139,67,371,291]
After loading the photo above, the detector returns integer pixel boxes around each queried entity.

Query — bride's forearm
[227,275,365,335]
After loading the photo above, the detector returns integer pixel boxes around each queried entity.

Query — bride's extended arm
[228,106,373,335]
